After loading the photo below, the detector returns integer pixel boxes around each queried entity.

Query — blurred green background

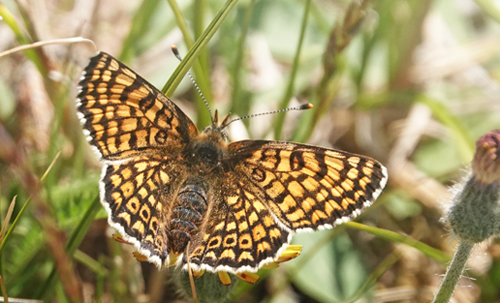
[1,0,500,302]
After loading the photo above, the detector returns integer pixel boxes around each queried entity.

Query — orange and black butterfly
[76,52,388,275]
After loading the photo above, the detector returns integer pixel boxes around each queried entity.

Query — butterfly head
[201,109,230,143]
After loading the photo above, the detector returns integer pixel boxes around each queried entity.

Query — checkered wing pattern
[186,175,291,273]
[76,51,388,274]
[101,154,188,267]
[76,52,198,161]
[185,140,387,273]
[76,52,197,267]
[230,141,388,231]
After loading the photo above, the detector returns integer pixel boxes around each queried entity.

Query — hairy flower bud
[447,130,500,243]
[472,130,500,184]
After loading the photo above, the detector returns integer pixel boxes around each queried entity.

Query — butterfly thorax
[184,124,228,174]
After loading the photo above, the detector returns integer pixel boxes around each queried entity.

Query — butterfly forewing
[228,140,388,232]
[76,52,198,161]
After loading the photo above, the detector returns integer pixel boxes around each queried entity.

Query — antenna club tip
[302,103,313,109]
[171,45,180,55]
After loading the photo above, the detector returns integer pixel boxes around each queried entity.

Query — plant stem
[433,241,473,303]
[273,0,311,140]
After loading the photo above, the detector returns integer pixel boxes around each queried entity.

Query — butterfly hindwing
[186,178,291,274]
[101,153,189,267]
[76,52,198,161]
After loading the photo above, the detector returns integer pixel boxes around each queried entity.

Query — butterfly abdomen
[169,183,208,254]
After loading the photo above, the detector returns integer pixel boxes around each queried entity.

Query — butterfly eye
[220,130,228,141]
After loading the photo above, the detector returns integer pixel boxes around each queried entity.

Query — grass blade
[0,3,44,74]
[119,0,162,63]
[473,0,500,26]
[273,0,311,140]
[0,197,16,243]
[0,151,61,256]
[230,0,256,118]
[344,251,401,302]
[73,250,108,277]
[167,0,213,128]
[418,95,475,162]
[344,221,451,263]
[161,0,239,98]
[36,195,101,300]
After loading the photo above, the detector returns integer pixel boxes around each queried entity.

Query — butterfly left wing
[184,140,387,274]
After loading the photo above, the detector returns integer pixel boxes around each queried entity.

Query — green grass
[1,0,500,302]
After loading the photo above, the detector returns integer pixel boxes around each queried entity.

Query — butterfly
[76,51,388,275]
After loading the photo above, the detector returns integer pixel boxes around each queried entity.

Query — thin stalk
[292,0,372,142]
[273,0,311,140]
[167,0,213,128]
[36,196,101,300]
[433,241,474,303]
[0,37,96,59]
[0,152,61,255]
[230,0,256,117]
[162,0,239,97]
[0,275,8,303]
[95,256,105,303]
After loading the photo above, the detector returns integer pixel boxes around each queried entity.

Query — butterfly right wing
[76,51,199,162]
[76,52,198,267]
[100,153,189,267]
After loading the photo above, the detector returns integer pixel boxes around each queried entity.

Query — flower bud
[447,130,500,243]
[472,130,500,184]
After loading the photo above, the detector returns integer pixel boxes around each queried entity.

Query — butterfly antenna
[222,103,313,129]
[171,45,214,125]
